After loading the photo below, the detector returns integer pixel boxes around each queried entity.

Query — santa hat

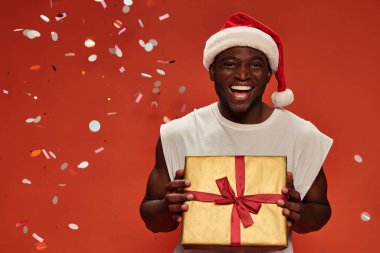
[203,12,294,107]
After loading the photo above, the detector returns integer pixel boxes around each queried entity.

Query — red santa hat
[203,12,294,107]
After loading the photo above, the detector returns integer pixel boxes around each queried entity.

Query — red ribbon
[185,156,286,246]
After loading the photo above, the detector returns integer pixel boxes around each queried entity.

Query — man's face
[209,46,271,116]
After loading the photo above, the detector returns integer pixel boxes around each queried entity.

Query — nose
[234,65,251,81]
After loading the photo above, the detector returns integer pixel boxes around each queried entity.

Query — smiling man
[140,12,333,253]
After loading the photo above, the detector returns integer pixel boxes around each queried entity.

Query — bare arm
[139,137,193,233]
[277,168,331,234]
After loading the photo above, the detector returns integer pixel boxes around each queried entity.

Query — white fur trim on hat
[203,26,279,71]
[271,89,294,107]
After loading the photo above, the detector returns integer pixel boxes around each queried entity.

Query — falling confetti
[156,69,165,75]
[151,101,158,109]
[138,40,145,47]
[40,15,50,22]
[89,120,101,132]
[178,86,186,94]
[157,59,175,64]
[55,12,67,21]
[52,196,58,205]
[149,39,158,46]
[153,80,161,87]
[119,66,125,73]
[23,226,29,234]
[51,31,58,41]
[159,13,170,21]
[88,54,97,62]
[78,161,89,169]
[30,65,41,71]
[152,87,160,94]
[138,19,144,28]
[141,73,152,78]
[65,53,75,57]
[35,242,47,251]
[68,223,79,230]
[122,5,130,13]
[34,116,42,123]
[30,150,42,157]
[22,178,32,184]
[107,112,117,115]
[32,233,44,242]
[84,39,95,48]
[135,92,143,103]
[115,45,123,57]
[16,220,28,228]
[124,0,133,6]
[41,149,50,159]
[360,211,371,222]
[58,183,67,187]
[163,116,171,123]
[354,154,363,163]
[181,104,187,113]
[3,89,9,94]
[118,27,126,35]
[144,43,153,52]
[48,151,56,159]
[23,29,41,39]
[26,118,36,123]
[60,162,68,171]
[94,147,105,154]
[114,20,123,28]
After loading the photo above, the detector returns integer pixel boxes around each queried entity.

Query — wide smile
[229,85,255,100]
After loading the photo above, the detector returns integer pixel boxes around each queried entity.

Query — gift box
[181,156,288,251]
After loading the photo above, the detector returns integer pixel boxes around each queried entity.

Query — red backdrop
[1,0,379,252]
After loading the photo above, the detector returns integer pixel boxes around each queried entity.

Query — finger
[165,179,191,192]
[174,169,185,180]
[282,208,301,223]
[172,214,183,223]
[282,200,301,213]
[286,172,294,188]
[282,187,301,201]
[168,203,189,213]
[165,193,194,203]
[286,221,293,235]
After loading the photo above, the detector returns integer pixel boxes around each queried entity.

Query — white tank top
[160,102,333,253]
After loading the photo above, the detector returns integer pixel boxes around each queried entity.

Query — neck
[218,100,275,124]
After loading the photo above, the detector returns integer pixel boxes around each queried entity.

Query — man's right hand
[164,168,194,223]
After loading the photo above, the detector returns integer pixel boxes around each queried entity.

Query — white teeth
[230,86,253,91]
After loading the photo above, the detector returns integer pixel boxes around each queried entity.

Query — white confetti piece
[34,115,42,123]
[49,151,56,159]
[95,147,105,154]
[114,20,123,28]
[69,223,79,230]
[135,92,143,103]
[78,161,89,169]
[181,104,187,113]
[144,43,153,52]
[163,116,171,123]
[361,211,370,221]
[138,19,144,28]
[149,39,158,46]
[122,5,130,13]
[138,39,145,48]
[26,118,35,123]
[3,89,8,94]
[33,96,38,100]
[85,39,95,48]
[109,48,116,55]
[107,112,117,115]
[60,162,68,171]
[58,183,67,187]
[119,66,125,73]
[51,31,58,41]
[115,45,123,57]
[88,54,97,62]
[156,69,165,75]
[141,73,152,78]
[178,86,186,94]
[32,233,44,242]
[55,12,67,21]
[159,13,170,21]
[65,52,75,57]
[52,195,58,205]
[23,226,28,234]
[354,154,363,163]
[13,28,23,32]
[23,29,41,39]
[16,220,28,228]
[152,87,160,94]
[41,149,50,159]
[89,120,101,132]
[153,80,161,87]
[22,178,32,184]
[118,27,126,35]
[99,0,107,8]
[40,15,50,22]
[124,0,133,6]
[151,101,158,109]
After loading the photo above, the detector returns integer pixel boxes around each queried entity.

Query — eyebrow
[218,56,266,62]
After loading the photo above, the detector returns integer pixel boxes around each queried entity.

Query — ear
[266,69,272,83]
[209,64,215,81]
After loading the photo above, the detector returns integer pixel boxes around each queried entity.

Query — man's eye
[251,63,262,69]
[223,62,236,68]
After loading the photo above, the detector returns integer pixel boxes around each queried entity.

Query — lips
[229,85,255,100]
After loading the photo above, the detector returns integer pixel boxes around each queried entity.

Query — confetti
[34,96,38,100]
[107,112,117,115]
[3,89,8,94]
[84,39,95,48]
[144,43,153,52]
[58,183,67,187]
[26,118,35,123]
[163,116,171,123]
[178,86,186,94]
[115,45,123,57]
[68,223,79,230]
[52,195,58,205]
[34,116,42,123]
[88,54,97,62]
[159,13,170,21]
[122,5,130,13]
[49,151,56,159]
[138,19,144,28]
[141,73,152,78]
[152,87,160,94]
[51,31,58,41]
[119,66,125,73]
[118,27,126,35]
[124,0,133,6]
[138,39,145,47]
[14,28,23,32]
[151,101,158,108]
[22,178,32,184]
[30,65,41,71]
[135,92,143,103]
[361,211,371,221]
[41,149,50,159]
[153,80,161,87]
[95,147,105,154]
[156,69,165,75]
[60,162,68,171]
[31,150,42,157]
[78,161,89,169]
[65,53,75,57]
[157,59,175,64]
[354,154,363,163]
[40,15,50,22]
[23,29,41,39]
[23,226,29,234]
[55,12,67,21]
[35,242,47,251]
[96,0,107,8]
[114,20,123,29]
[149,39,158,46]
[32,233,44,242]
[181,104,187,113]
[109,47,116,55]
[89,120,101,132]
[16,220,28,228]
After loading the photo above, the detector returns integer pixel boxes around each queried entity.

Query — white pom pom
[271,89,294,107]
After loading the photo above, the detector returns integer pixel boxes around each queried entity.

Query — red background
[1,0,379,252]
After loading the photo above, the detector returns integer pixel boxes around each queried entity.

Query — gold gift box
[181,156,288,251]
